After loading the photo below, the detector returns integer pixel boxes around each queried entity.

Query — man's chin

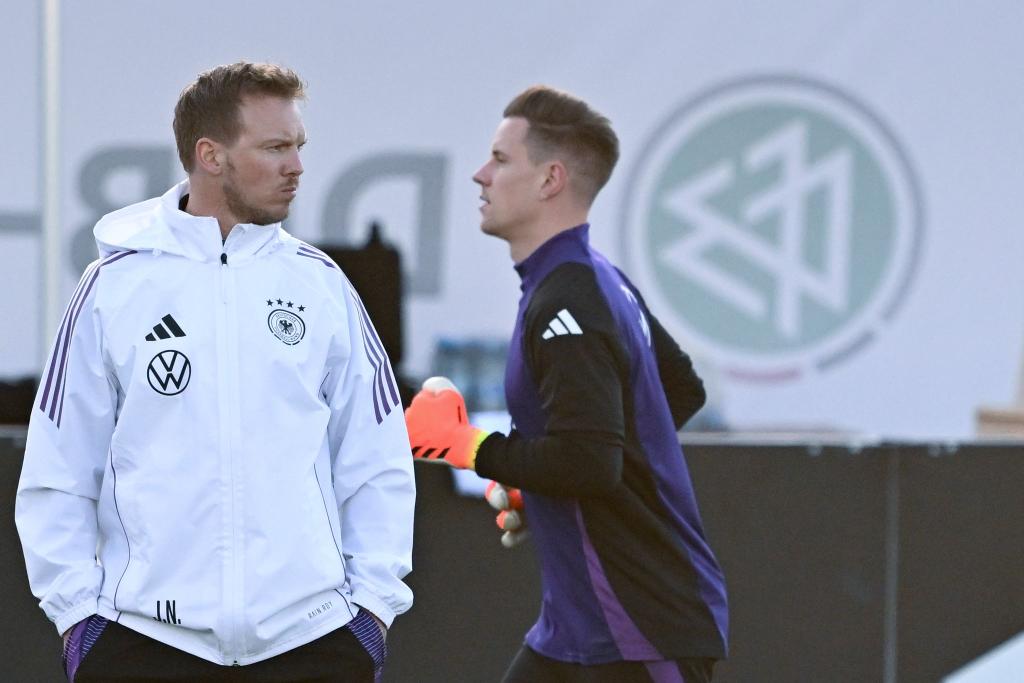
[248,209,289,226]
[480,221,503,238]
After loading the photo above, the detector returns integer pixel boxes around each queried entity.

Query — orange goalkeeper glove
[485,480,530,548]
[405,377,488,470]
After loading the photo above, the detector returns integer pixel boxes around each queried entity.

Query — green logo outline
[619,75,924,381]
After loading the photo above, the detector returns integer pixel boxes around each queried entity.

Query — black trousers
[502,646,716,683]
[72,620,375,683]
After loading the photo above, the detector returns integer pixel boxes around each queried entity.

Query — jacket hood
[94,180,291,264]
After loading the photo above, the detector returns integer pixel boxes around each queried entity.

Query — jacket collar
[514,223,591,292]
[157,180,285,264]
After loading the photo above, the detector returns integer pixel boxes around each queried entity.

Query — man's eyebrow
[261,135,305,145]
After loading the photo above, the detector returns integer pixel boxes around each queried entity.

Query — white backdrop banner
[2,1,1022,439]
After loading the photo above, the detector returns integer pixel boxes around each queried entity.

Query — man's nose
[287,151,304,176]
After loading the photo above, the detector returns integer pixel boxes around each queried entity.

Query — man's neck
[182,179,238,241]
[508,210,588,263]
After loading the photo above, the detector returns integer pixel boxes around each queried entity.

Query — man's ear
[539,160,569,200]
[195,138,226,175]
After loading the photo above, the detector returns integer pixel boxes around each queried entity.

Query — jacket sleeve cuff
[473,432,506,481]
[351,592,397,629]
[54,598,99,636]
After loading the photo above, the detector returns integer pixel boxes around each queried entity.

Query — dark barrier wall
[1,432,1022,681]
[895,444,1024,680]
[0,429,63,681]
[687,442,1024,682]
[686,444,890,682]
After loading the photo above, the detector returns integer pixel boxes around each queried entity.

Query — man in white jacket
[16,61,415,682]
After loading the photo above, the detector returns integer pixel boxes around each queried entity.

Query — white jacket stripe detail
[354,292,400,410]
[348,285,399,423]
[18,257,118,635]
[39,250,135,425]
[37,259,99,420]
[354,312,386,424]
[296,246,336,269]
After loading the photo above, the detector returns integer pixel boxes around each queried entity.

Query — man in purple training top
[405,85,728,681]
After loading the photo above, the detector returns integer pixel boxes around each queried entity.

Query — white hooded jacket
[15,181,415,665]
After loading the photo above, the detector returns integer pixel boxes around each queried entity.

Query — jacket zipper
[217,251,244,663]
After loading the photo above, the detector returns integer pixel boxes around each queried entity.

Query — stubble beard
[223,163,290,226]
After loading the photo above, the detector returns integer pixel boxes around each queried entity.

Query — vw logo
[147,350,191,396]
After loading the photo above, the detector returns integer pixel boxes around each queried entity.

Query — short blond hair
[173,61,306,172]
[503,85,619,203]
